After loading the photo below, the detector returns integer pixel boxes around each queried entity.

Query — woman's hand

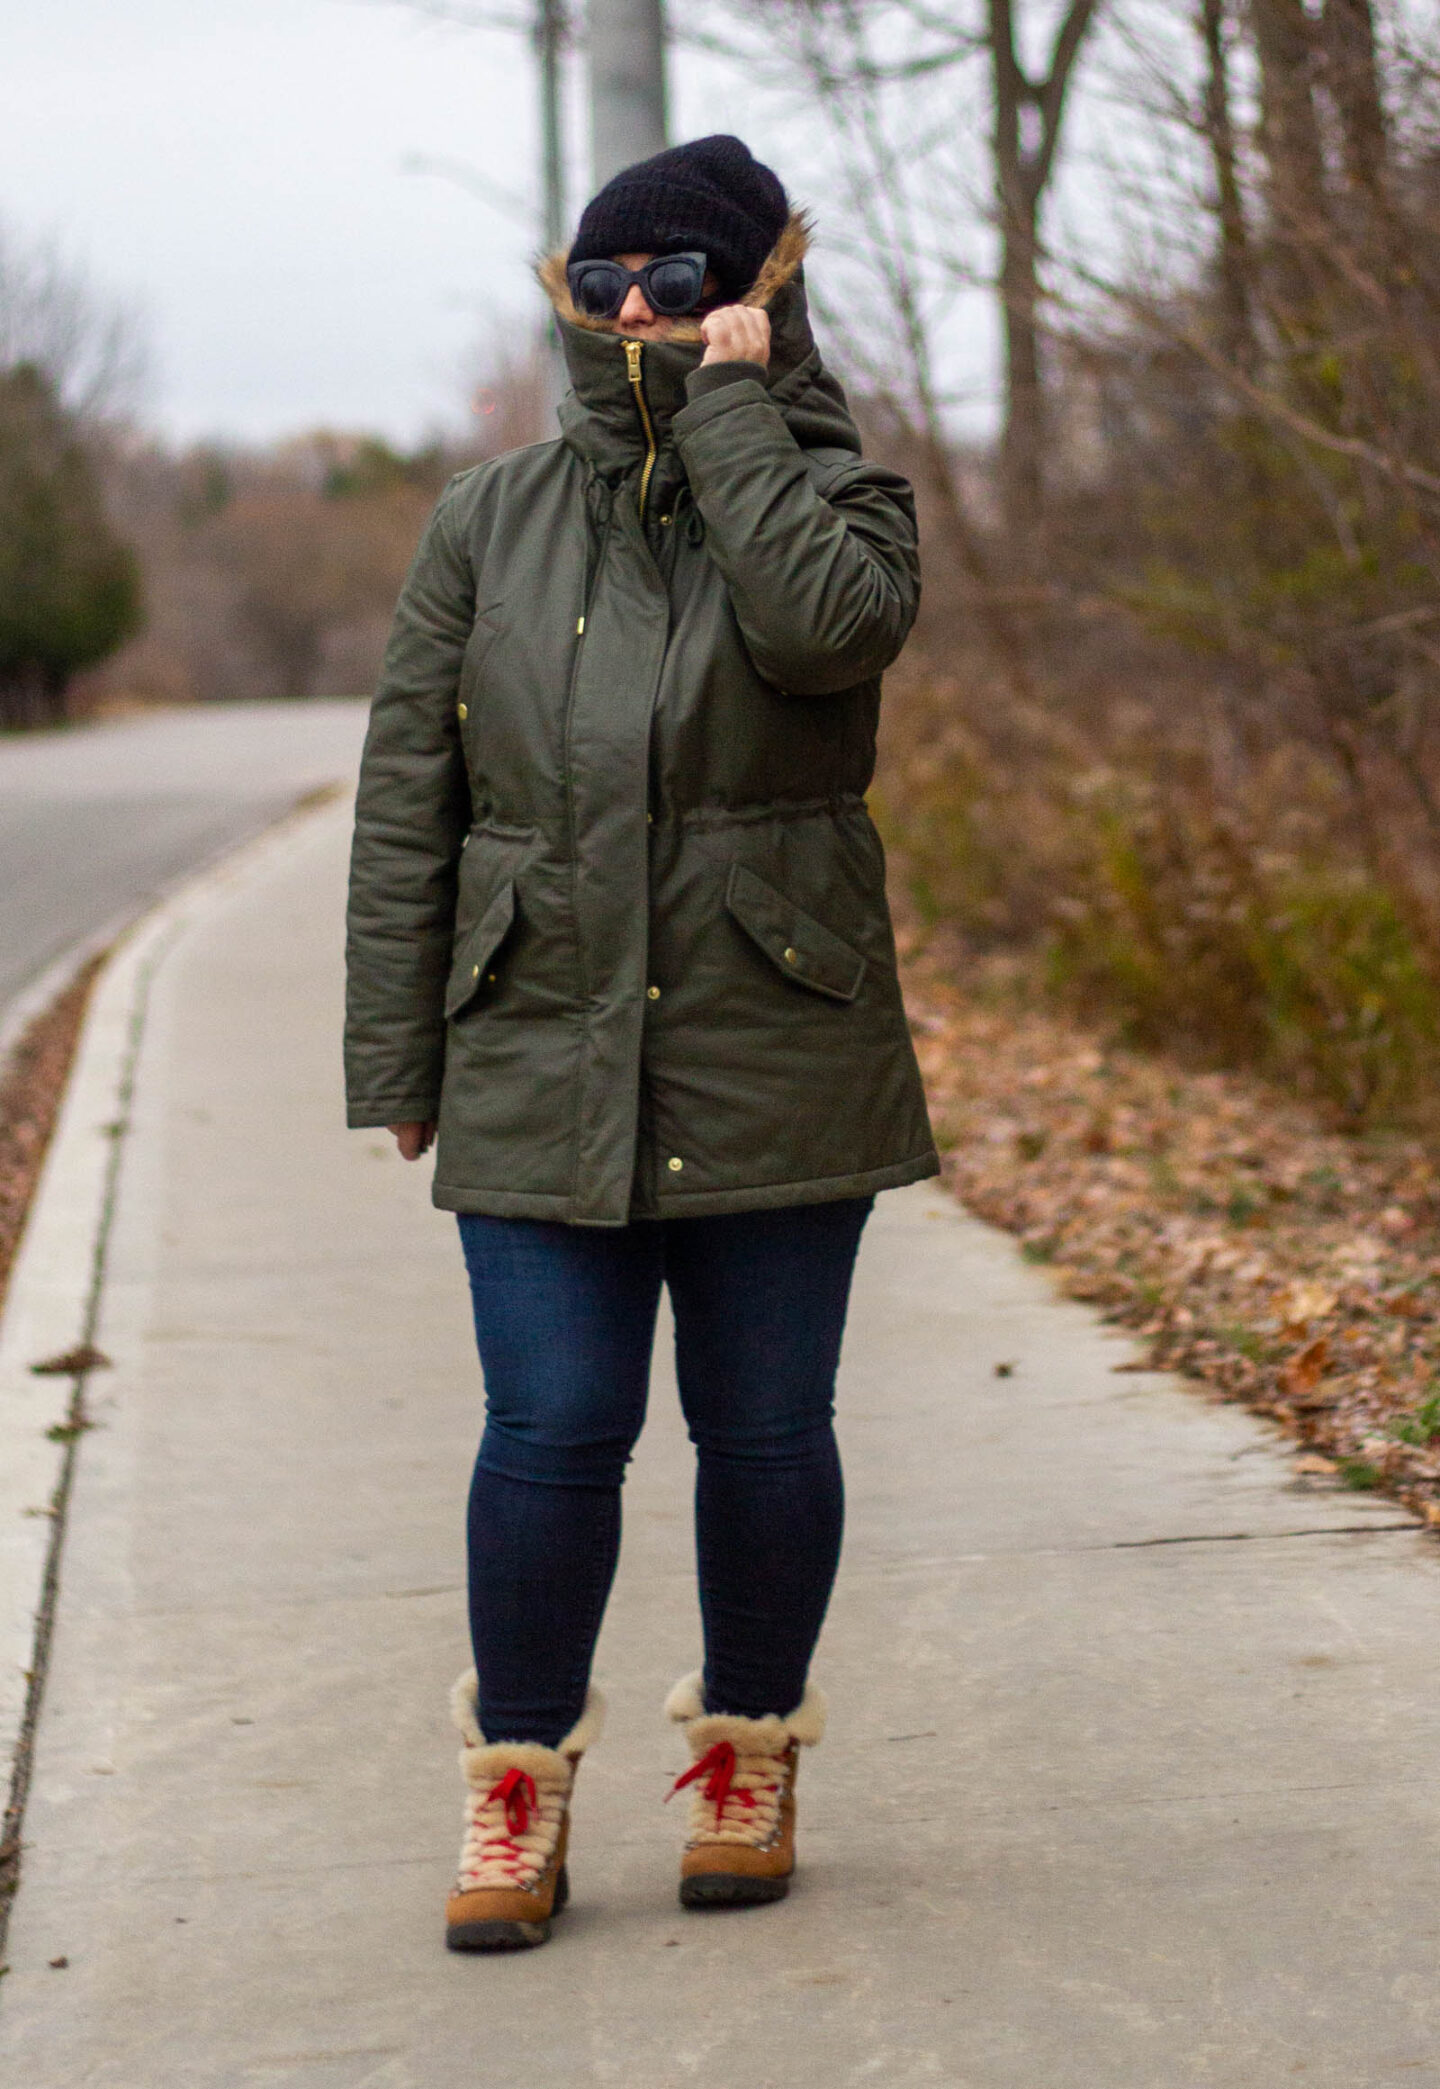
[388,1120,437,1160]
[700,305,770,368]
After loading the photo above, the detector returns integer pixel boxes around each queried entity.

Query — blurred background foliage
[5,0,1440,1131]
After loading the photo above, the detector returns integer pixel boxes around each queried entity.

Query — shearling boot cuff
[663,1669,827,1748]
[449,1669,607,1765]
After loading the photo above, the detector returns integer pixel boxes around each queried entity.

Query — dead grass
[0,959,104,1321]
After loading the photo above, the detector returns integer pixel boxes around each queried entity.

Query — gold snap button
[667,1156,684,1172]
[660,513,673,526]
[457,703,468,720]
[471,964,480,978]
[647,985,661,1001]
[783,946,799,964]
[487,972,497,983]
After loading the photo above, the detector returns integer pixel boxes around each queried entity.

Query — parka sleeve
[671,371,920,697]
[344,476,475,1128]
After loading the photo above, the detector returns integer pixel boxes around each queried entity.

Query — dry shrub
[865,2,1440,1139]
[875,645,1440,1132]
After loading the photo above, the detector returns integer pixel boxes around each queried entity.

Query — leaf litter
[900,939,1440,1532]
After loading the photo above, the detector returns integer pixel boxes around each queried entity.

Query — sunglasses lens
[571,264,624,317]
[645,257,704,313]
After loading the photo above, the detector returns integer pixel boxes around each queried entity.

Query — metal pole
[535,0,568,409]
[536,0,567,253]
[588,0,668,188]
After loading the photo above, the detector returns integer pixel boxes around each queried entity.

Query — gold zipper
[624,339,657,521]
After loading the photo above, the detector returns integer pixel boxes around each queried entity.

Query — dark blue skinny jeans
[458,1196,873,1746]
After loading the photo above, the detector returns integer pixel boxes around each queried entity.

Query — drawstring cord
[672,485,705,545]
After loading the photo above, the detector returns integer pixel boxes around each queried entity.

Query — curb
[0,788,354,1947]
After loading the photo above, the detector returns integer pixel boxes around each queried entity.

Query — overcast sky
[0,0,1158,450]
[0,0,844,445]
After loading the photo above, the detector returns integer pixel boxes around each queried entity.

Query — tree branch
[1033,0,1103,196]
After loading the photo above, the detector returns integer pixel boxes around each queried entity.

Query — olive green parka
[345,213,939,1224]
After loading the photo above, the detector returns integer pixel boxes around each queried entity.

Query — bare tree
[1199,0,1255,368]
[987,0,1101,545]
[1250,0,1331,323]
[1321,0,1388,198]
[0,220,147,422]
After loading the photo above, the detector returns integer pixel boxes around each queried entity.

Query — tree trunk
[994,149,1044,538]
[0,661,67,732]
[1322,0,1387,198]
[1250,0,1329,324]
[1320,0,1411,300]
[986,0,1099,559]
[1199,0,1255,371]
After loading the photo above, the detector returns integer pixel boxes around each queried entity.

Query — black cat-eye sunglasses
[566,251,709,320]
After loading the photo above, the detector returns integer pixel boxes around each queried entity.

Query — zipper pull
[622,338,658,522]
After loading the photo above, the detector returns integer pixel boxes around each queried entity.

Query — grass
[1391,1390,1440,1448]
[1214,1322,1273,1365]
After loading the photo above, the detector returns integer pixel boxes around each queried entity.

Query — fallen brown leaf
[29,1344,111,1378]
[1278,1336,1330,1404]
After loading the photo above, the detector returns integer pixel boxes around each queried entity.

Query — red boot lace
[459,1764,541,1889]
[668,1740,757,1830]
[488,1765,537,1837]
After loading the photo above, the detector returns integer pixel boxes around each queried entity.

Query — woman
[345,134,938,1952]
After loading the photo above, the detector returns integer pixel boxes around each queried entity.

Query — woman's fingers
[699,305,771,368]
[387,1120,437,1160]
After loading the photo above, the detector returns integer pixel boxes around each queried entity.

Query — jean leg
[663,1197,873,1719]
[458,1215,663,1745]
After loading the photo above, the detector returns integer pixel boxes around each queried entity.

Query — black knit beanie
[568,135,790,303]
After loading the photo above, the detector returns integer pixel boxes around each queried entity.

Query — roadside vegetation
[803,0,1440,1513]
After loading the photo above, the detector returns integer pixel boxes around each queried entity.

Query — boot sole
[680,1871,791,1909]
[446,1864,568,1952]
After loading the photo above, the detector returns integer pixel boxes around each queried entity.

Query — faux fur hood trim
[450,1668,607,1760]
[664,1669,828,1747]
[537,208,813,343]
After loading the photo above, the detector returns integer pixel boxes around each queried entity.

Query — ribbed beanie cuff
[568,134,789,302]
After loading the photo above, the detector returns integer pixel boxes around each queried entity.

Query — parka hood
[536,209,863,474]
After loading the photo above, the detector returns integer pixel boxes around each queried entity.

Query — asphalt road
[0,700,369,1038]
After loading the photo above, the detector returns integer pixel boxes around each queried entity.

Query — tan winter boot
[664,1671,827,1908]
[444,1671,605,1952]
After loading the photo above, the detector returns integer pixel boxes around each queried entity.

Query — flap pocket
[725,862,865,1003]
[444,879,516,1019]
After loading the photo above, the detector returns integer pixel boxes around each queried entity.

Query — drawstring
[584,465,614,531]
[673,487,705,545]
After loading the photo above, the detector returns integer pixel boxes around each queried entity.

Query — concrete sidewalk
[3,796,1440,2087]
